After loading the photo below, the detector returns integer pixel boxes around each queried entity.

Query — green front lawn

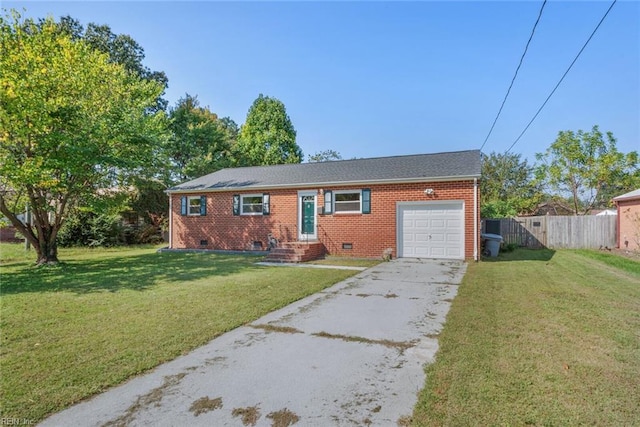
[413,249,640,426]
[306,255,382,268]
[0,245,359,422]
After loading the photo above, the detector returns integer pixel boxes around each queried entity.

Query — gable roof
[168,149,481,193]
[613,188,640,202]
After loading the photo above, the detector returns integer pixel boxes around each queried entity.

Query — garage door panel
[430,219,446,228]
[446,247,462,257]
[430,247,446,256]
[414,247,430,256]
[415,233,430,242]
[398,202,464,260]
[430,233,445,242]
[446,233,461,242]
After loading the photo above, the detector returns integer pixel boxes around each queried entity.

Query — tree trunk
[35,227,59,265]
[0,194,60,265]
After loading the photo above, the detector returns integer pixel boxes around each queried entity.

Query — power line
[505,0,617,154]
[479,0,547,152]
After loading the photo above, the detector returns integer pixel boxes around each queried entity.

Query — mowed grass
[412,249,640,426]
[306,255,381,268]
[0,244,359,422]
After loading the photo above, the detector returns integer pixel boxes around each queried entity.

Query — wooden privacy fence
[481,215,617,249]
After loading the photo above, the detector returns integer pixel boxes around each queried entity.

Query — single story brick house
[613,188,640,251]
[167,149,481,261]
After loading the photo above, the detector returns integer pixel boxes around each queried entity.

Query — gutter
[165,174,482,194]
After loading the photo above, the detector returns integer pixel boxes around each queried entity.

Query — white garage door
[398,202,464,259]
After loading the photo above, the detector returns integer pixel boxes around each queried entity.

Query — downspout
[474,178,478,261]
[615,200,620,248]
[168,194,173,249]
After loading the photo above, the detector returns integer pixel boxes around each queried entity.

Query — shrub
[58,211,124,247]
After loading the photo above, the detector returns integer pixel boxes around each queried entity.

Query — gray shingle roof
[168,149,481,192]
[613,188,640,201]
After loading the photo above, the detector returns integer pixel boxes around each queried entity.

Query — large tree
[481,152,542,218]
[535,126,639,215]
[0,11,165,264]
[45,15,168,112]
[166,94,236,182]
[235,94,302,166]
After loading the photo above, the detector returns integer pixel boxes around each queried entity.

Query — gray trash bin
[481,233,503,257]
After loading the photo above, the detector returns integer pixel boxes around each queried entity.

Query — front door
[298,192,317,240]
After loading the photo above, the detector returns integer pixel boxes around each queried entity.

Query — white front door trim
[297,190,318,241]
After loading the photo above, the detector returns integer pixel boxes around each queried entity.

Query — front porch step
[264,241,325,263]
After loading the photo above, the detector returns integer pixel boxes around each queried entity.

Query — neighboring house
[613,189,640,251]
[0,214,26,243]
[530,200,574,216]
[594,209,617,216]
[166,150,481,261]
[0,225,21,243]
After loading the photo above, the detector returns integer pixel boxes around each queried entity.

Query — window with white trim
[334,190,362,213]
[188,196,202,215]
[241,194,265,215]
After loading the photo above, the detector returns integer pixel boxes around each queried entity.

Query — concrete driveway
[40,258,467,427]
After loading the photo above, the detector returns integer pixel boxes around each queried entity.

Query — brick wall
[0,226,22,243]
[617,199,640,251]
[170,180,480,260]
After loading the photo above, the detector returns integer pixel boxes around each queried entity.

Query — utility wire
[505,0,617,154]
[479,0,547,152]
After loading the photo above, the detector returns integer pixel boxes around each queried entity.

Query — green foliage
[166,94,236,181]
[481,200,518,219]
[128,178,169,228]
[132,224,165,245]
[58,210,124,247]
[0,10,166,263]
[481,152,542,217]
[308,149,342,163]
[500,242,519,253]
[45,15,169,112]
[235,94,302,166]
[536,126,640,214]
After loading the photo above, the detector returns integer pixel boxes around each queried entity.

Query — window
[242,195,263,214]
[323,190,333,214]
[234,194,270,216]
[188,196,202,215]
[180,195,206,216]
[334,191,361,213]
[332,189,370,214]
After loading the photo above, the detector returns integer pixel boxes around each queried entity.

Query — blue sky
[6,1,640,164]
